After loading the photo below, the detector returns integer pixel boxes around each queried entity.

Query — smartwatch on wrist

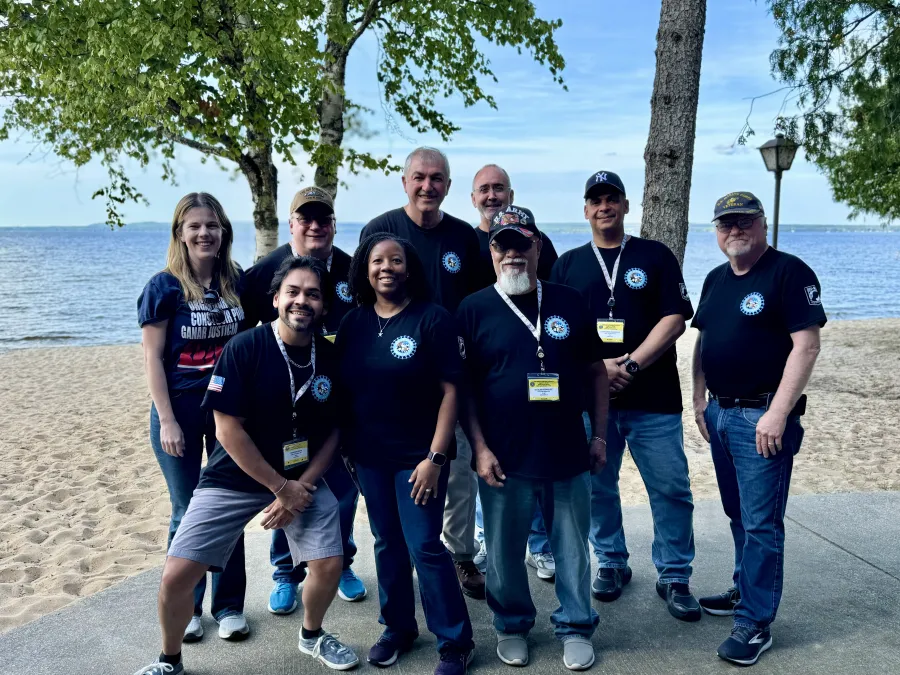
[624,358,640,375]
[427,451,448,466]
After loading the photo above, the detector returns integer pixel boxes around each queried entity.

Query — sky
[0,0,868,227]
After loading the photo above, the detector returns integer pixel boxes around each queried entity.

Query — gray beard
[497,268,534,296]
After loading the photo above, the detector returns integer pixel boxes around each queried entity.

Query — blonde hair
[165,193,241,306]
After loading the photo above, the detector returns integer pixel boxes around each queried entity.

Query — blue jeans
[150,393,246,620]
[705,399,802,630]
[586,410,695,584]
[270,459,359,583]
[355,463,474,654]
[476,493,551,555]
[479,472,598,640]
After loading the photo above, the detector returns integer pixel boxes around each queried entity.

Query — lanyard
[592,234,630,318]
[290,245,333,273]
[271,322,316,436]
[494,281,547,372]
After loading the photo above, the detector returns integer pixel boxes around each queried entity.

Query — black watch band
[428,451,448,466]
[624,358,640,374]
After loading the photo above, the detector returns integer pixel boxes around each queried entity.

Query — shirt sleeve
[690,271,714,330]
[576,290,604,365]
[537,234,560,281]
[427,307,465,386]
[201,337,249,417]
[656,243,695,320]
[549,253,566,285]
[779,257,827,333]
[137,276,177,327]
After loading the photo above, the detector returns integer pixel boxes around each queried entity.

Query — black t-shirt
[137,271,247,391]
[456,282,603,481]
[474,228,559,291]
[336,300,464,469]
[550,237,694,413]
[199,326,341,493]
[243,245,354,333]
[692,247,826,398]
[360,208,481,313]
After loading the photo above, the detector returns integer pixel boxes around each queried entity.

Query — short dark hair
[349,233,431,306]
[269,255,331,305]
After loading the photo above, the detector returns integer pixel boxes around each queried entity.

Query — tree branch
[158,128,235,161]
[344,0,381,55]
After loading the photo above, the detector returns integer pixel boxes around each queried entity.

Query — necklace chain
[286,351,312,369]
[376,314,394,338]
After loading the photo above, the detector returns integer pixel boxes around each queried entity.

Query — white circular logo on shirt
[390,336,418,359]
[336,281,353,303]
[624,267,648,289]
[311,375,332,402]
[442,252,462,274]
[740,292,765,316]
[544,315,570,340]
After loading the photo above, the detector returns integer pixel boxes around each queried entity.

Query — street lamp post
[758,133,798,249]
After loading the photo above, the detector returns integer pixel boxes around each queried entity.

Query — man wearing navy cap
[692,192,824,666]
[551,171,700,622]
[458,205,608,670]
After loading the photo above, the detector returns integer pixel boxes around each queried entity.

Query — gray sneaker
[299,632,360,671]
[525,550,556,580]
[562,636,595,671]
[132,662,184,675]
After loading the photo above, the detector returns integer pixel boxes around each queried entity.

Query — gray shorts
[169,481,342,572]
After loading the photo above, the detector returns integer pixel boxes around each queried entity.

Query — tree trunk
[313,34,349,199]
[640,0,707,267]
[239,140,280,261]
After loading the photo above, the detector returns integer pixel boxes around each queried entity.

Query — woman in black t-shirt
[336,233,474,670]
[137,192,249,640]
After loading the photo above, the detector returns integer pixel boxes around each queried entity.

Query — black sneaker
[655,581,702,622]
[699,586,740,616]
[591,566,632,601]
[717,625,772,666]
[368,631,417,667]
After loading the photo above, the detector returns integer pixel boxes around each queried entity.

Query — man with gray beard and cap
[457,205,608,671]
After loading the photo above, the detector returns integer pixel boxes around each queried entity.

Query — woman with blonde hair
[138,193,249,644]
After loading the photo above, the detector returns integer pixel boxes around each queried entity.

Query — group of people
[135,147,825,675]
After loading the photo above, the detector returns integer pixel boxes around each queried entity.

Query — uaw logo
[336,281,353,303]
[804,285,822,306]
[390,335,417,359]
[544,315,570,340]
[442,252,462,274]
[740,292,765,316]
[624,267,648,290]
[311,375,332,402]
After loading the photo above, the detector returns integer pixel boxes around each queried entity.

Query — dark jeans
[150,391,246,620]
[705,399,803,631]
[270,459,360,583]
[355,462,474,655]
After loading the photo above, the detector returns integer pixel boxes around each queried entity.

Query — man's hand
[276,479,317,514]
[756,410,788,458]
[589,438,607,474]
[409,459,441,506]
[260,501,296,530]
[605,355,634,393]
[160,418,186,457]
[693,400,710,442]
[475,447,506,488]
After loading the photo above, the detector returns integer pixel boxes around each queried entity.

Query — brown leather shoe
[454,560,485,599]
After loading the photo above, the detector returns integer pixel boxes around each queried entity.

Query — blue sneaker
[268,580,299,614]
[337,568,367,602]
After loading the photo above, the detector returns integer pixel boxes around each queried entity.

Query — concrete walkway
[2,493,899,674]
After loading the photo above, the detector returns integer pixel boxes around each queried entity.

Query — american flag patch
[207,375,225,392]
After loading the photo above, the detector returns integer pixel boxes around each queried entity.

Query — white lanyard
[289,245,333,273]
[494,281,547,370]
[592,234,630,318]
[271,321,316,406]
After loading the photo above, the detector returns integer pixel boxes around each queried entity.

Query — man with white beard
[456,206,609,671]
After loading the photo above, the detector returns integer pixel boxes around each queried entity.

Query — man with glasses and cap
[244,186,367,615]
[692,192,824,666]
[458,205,608,671]
[551,170,700,622]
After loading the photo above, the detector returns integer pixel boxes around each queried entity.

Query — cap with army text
[489,205,541,243]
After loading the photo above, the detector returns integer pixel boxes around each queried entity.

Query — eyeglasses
[490,238,534,254]
[715,217,759,232]
[203,289,226,323]
[292,215,336,227]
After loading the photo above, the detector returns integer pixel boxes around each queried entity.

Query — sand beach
[1,318,898,633]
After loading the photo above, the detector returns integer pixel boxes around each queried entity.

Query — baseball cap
[712,192,765,221]
[584,170,626,199]
[488,205,541,243]
[290,186,334,215]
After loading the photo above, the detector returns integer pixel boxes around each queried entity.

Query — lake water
[1,222,898,352]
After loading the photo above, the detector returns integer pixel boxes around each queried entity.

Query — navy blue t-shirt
[692,247,826,398]
[474,227,559,291]
[138,271,247,391]
[335,300,463,469]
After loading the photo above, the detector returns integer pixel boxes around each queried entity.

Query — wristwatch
[623,358,640,375]
[427,451,448,466]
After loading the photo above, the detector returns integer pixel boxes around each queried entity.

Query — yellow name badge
[597,319,625,343]
[282,438,309,470]
[527,373,560,402]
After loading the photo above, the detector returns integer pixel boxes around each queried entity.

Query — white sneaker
[182,615,203,642]
[525,550,556,580]
[473,539,488,572]
[218,613,250,640]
